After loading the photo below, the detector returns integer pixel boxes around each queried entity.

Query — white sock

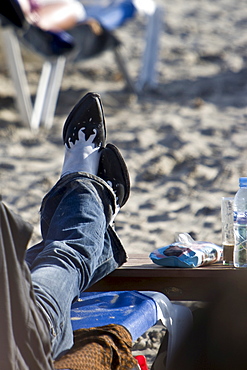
[61,128,101,177]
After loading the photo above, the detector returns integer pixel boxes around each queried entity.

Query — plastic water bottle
[233,177,247,267]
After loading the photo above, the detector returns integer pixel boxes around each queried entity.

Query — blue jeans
[25,172,127,360]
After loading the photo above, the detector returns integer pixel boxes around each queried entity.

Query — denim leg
[27,173,127,359]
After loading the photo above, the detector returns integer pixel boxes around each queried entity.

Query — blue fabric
[85,1,136,31]
[71,291,158,341]
[25,172,127,360]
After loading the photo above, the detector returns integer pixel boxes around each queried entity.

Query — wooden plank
[87,254,242,301]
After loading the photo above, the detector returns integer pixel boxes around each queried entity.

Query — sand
[0,0,247,366]
[1,0,247,251]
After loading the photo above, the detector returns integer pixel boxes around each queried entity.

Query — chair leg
[2,27,65,130]
[150,333,168,370]
[41,56,66,130]
[31,56,66,130]
[113,46,137,94]
[136,5,164,91]
[140,291,193,370]
[2,27,33,126]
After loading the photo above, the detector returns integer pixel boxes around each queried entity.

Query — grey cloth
[0,201,54,370]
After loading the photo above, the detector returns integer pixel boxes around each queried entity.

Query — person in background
[0,0,139,57]
[2,0,144,32]
[18,0,87,31]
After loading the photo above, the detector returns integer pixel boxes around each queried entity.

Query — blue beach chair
[70,290,193,369]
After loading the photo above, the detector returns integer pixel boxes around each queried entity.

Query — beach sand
[0,0,247,366]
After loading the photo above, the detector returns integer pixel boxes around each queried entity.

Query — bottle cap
[239,177,247,187]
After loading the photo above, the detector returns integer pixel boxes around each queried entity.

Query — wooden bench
[87,254,241,301]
